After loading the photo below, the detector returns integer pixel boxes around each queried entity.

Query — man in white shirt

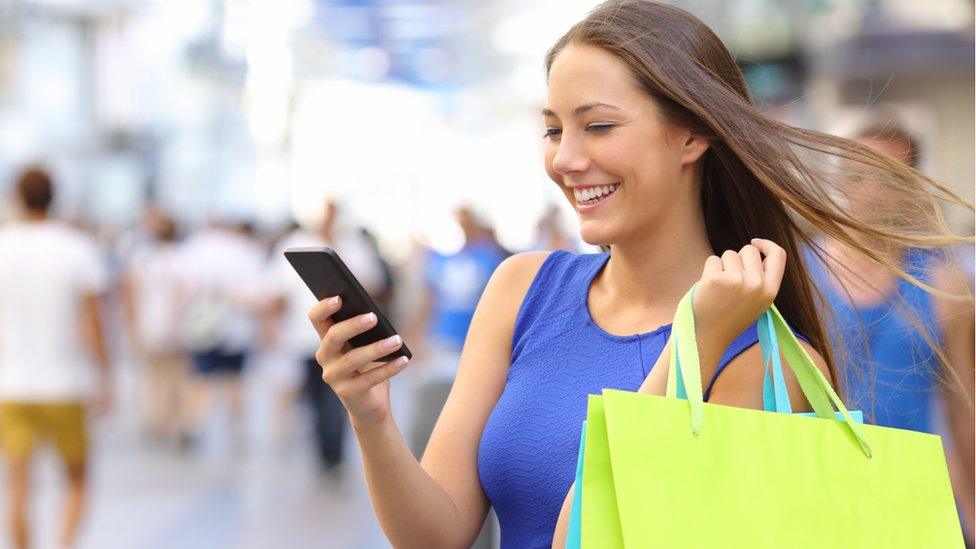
[0,167,112,549]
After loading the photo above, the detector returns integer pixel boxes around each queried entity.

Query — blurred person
[806,117,975,540]
[530,204,580,252]
[0,167,112,549]
[121,210,190,447]
[359,226,397,314]
[304,3,972,548]
[265,201,387,474]
[258,222,308,445]
[405,206,509,459]
[179,219,266,450]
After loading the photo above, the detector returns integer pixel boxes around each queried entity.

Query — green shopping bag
[580,288,963,548]
[567,308,862,548]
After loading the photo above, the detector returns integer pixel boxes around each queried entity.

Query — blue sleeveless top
[477,251,761,549]
[805,247,943,433]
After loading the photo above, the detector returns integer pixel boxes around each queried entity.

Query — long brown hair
[545,0,973,392]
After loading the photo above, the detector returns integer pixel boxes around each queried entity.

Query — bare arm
[261,295,286,348]
[932,264,975,527]
[323,252,548,548]
[80,292,112,413]
[80,293,110,376]
[119,269,141,352]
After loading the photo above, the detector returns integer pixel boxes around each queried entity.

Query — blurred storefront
[0,0,971,250]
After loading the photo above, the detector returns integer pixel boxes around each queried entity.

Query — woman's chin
[578,224,613,247]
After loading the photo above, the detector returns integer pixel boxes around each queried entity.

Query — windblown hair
[546,0,973,394]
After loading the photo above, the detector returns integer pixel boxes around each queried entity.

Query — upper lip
[568,182,618,189]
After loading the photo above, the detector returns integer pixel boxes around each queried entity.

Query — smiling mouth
[574,183,620,205]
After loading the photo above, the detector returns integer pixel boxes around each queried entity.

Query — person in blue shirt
[304,3,972,548]
[406,206,509,457]
[807,117,974,540]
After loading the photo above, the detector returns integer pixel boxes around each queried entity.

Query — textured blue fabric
[805,247,943,433]
[477,251,760,549]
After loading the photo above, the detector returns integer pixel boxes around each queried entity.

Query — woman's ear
[680,133,710,166]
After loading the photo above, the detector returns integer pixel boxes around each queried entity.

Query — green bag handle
[666,284,872,458]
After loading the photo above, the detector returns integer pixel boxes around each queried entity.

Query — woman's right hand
[308,296,410,426]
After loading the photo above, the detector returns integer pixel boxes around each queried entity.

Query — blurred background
[0,0,971,547]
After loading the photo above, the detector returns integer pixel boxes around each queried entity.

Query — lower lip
[575,186,618,213]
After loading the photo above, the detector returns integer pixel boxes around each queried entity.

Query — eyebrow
[542,102,622,118]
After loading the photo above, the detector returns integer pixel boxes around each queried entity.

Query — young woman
[306,2,972,547]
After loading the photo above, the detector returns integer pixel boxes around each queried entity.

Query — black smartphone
[284,246,410,362]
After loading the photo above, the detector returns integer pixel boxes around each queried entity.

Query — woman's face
[543,45,707,247]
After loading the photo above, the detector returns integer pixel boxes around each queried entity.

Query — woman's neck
[597,222,714,316]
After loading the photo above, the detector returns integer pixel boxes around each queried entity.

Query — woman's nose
[550,134,590,176]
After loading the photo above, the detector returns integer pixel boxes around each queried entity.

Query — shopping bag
[566,295,864,548]
[579,287,962,548]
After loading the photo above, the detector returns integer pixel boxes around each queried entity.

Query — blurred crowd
[0,160,595,547]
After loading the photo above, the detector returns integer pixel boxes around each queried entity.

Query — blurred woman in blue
[806,117,974,539]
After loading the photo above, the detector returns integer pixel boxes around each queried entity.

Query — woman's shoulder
[487,251,554,299]
[491,249,604,294]
[466,253,554,358]
[483,250,589,328]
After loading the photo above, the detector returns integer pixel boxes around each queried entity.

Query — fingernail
[394,357,409,368]
[328,296,339,306]
[361,313,376,325]
[382,335,402,349]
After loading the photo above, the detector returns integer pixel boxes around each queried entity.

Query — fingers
[308,295,342,339]
[720,249,743,284]
[344,356,410,395]
[318,311,379,363]
[738,244,763,290]
[333,334,405,378]
[704,241,786,300]
[702,254,723,277]
[751,238,787,296]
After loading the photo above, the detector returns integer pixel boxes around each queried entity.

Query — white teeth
[575,184,619,202]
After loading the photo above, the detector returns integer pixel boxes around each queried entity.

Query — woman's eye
[543,128,562,139]
[586,124,615,133]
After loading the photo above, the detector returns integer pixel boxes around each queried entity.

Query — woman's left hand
[692,238,787,345]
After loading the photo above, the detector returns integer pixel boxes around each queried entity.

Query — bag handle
[665,285,871,458]
[669,303,790,413]
[758,311,792,414]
